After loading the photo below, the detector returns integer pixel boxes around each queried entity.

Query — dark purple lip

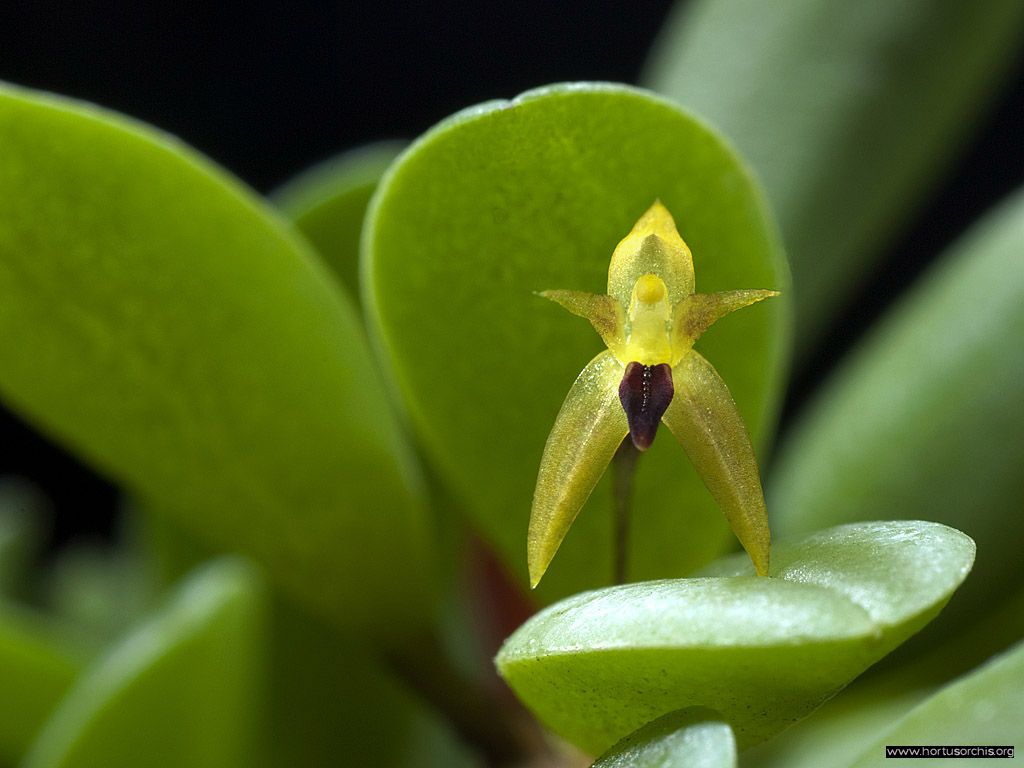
[618,362,674,451]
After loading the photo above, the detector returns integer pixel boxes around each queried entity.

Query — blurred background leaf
[0,83,435,640]
[365,83,790,603]
[645,0,1024,356]
[21,559,264,768]
[139,509,482,768]
[272,141,405,303]
[42,539,150,648]
[0,478,48,600]
[746,585,1024,767]
[266,597,482,768]
[0,604,83,765]
[592,708,737,768]
[770,186,1024,645]
[848,639,1024,765]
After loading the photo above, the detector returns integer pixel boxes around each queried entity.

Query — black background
[1,0,1022,549]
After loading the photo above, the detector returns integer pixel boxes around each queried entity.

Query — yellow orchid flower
[529,201,778,588]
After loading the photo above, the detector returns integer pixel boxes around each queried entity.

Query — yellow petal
[671,289,779,364]
[622,274,673,365]
[540,290,626,356]
[608,201,695,307]
[529,350,629,588]
[661,350,770,576]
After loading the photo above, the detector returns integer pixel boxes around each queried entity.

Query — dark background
[2,0,1023,548]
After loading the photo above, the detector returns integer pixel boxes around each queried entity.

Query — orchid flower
[528,201,778,588]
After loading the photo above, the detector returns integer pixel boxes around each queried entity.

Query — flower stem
[612,438,640,585]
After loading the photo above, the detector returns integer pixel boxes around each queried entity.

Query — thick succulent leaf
[747,584,1024,768]
[771,187,1024,636]
[271,145,479,611]
[21,559,264,768]
[644,0,1024,350]
[272,141,404,301]
[593,708,737,768]
[662,350,769,576]
[849,640,1024,766]
[365,83,790,601]
[496,521,974,756]
[529,350,628,588]
[0,605,83,764]
[0,83,433,638]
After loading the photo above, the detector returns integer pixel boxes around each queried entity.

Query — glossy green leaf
[644,0,1024,351]
[593,708,737,768]
[496,521,973,756]
[0,604,83,764]
[22,559,265,768]
[849,640,1024,766]
[366,83,790,602]
[0,83,433,638]
[273,141,403,301]
[771,188,1024,634]
[747,584,1024,768]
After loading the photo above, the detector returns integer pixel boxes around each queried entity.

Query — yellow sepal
[528,350,628,588]
[607,201,695,308]
[661,349,771,576]
[540,290,626,358]
[670,289,779,364]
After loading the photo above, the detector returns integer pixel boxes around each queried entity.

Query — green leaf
[848,640,1024,766]
[770,188,1024,636]
[135,505,215,590]
[496,521,973,756]
[273,141,404,301]
[745,677,931,768]
[0,83,434,638]
[593,708,737,768]
[0,477,48,598]
[644,0,1024,351]
[266,598,481,768]
[137,513,480,768]
[0,604,83,764]
[21,559,265,768]
[45,543,150,645]
[746,584,1024,768]
[365,83,790,602]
